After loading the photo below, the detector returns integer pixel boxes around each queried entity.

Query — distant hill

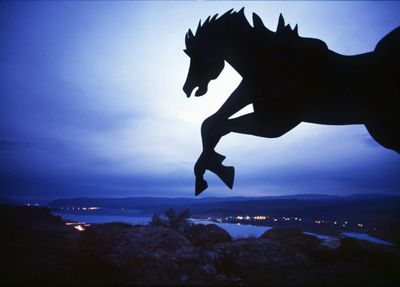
[0,198,20,206]
[48,194,400,219]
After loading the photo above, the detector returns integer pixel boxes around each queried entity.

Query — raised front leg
[194,150,234,195]
[195,111,300,195]
[195,81,252,195]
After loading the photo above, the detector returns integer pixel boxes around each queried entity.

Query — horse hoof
[195,178,208,196]
[211,165,235,189]
[221,166,235,189]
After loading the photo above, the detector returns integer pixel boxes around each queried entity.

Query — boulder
[184,223,232,247]
[79,223,194,265]
[78,223,219,285]
[260,228,321,250]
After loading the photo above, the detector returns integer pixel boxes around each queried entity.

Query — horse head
[182,9,307,98]
[182,50,225,98]
[182,13,231,98]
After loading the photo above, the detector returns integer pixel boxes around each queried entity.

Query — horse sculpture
[183,8,399,196]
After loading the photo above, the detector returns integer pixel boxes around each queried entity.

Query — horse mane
[184,8,249,56]
[185,8,327,57]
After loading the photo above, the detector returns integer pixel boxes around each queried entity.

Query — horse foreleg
[194,117,235,195]
[195,112,299,195]
[195,81,251,195]
[194,150,234,195]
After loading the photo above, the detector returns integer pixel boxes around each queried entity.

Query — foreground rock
[78,223,213,285]
[1,205,400,286]
[184,223,232,247]
[77,224,400,286]
[0,205,79,286]
[260,227,322,250]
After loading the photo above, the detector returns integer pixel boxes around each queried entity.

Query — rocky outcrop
[1,205,400,286]
[78,223,232,285]
[184,223,232,247]
[77,224,400,286]
[260,227,322,250]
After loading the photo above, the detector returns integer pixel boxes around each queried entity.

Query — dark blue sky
[1,2,399,200]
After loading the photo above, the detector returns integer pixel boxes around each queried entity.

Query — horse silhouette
[183,8,400,196]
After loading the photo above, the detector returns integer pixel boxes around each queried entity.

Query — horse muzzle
[183,81,208,98]
[183,81,194,98]
[195,85,208,97]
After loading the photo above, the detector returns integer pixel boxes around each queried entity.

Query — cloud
[0,139,37,151]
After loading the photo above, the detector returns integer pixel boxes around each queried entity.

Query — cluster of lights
[311,220,364,228]
[235,215,268,221]
[60,206,100,211]
[209,215,365,229]
[271,217,303,222]
[65,221,91,232]
[270,217,303,222]
[82,207,100,210]
[74,225,85,232]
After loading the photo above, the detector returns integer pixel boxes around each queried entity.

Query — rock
[260,227,304,240]
[260,228,321,250]
[337,236,399,260]
[2,205,400,286]
[337,237,365,259]
[78,223,218,285]
[79,223,194,264]
[184,223,232,247]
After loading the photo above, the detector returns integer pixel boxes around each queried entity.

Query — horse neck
[219,20,256,77]
[325,50,377,93]
[328,50,375,73]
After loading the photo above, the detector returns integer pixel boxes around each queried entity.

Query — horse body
[183,8,399,195]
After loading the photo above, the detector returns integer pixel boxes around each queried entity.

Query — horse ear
[186,29,194,50]
[238,7,245,15]
[277,13,285,33]
[188,29,194,38]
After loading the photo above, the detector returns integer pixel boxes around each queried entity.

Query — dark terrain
[1,204,400,286]
[48,194,400,244]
